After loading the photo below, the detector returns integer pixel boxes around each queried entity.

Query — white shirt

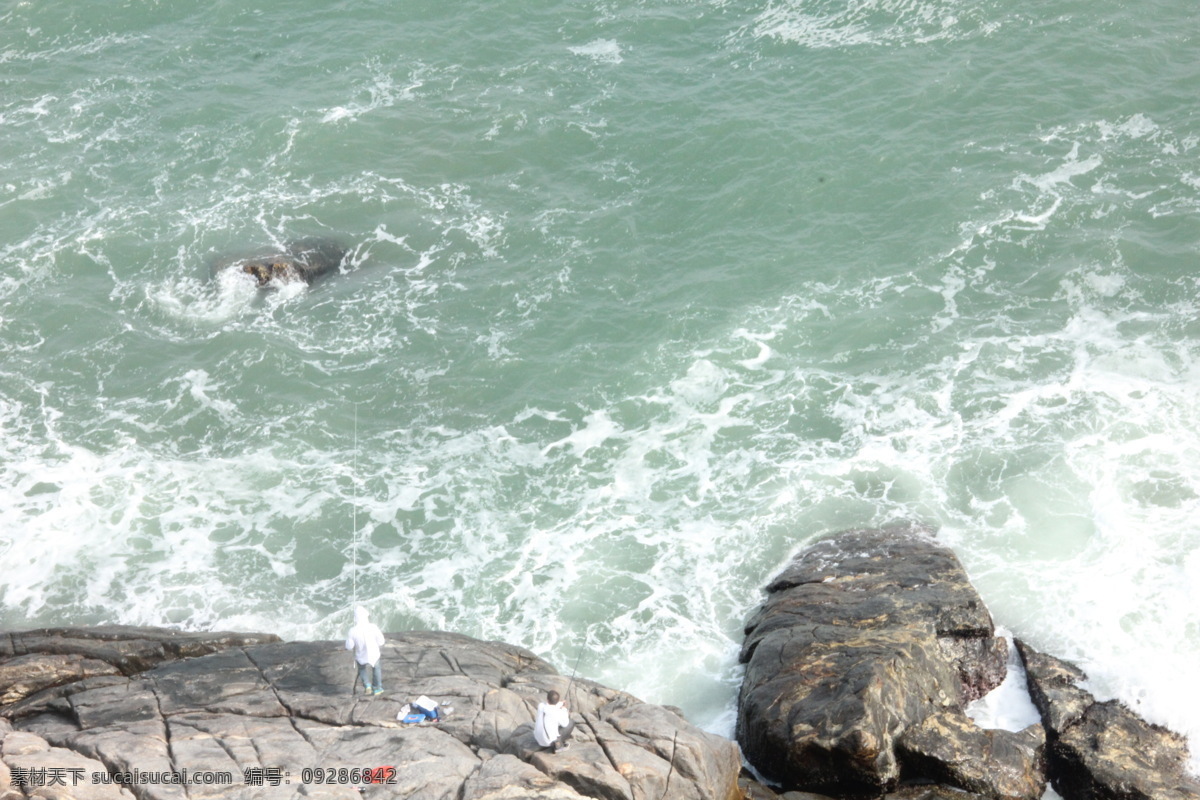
[534,701,570,747]
[344,606,385,665]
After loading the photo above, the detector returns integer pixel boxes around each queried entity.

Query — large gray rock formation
[1016,640,1199,800]
[1,628,740,800]
[736,524,1039,799]
[0,626,280,707]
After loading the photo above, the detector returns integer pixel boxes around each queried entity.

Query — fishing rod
[564,645,584,706]
[349,404,361,697]
[659,731,678,800]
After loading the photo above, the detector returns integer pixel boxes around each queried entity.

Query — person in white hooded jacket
[533,690,574,752]
[345,605,386,695]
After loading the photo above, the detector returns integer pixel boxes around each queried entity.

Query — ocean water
[2,0,1198,772]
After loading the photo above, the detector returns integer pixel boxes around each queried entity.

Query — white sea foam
[921,119,1200,770]
[568,39,623,64]
[319,61,423,124]
[145,269,260,326]
[741,0,1001,48]
[966,630,1041,732]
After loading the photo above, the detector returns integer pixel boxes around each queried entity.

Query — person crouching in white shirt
[534,690,575,753]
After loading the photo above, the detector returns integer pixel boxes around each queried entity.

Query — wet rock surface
[737,772,999,800]
[1016,640,1200,800]
[736,524,1022,797]
[896,710,1045,800]
[210,238,347,288]
[0,629,739,800]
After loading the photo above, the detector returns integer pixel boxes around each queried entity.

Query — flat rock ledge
[0,627,740,800]
[736,524,1198,800]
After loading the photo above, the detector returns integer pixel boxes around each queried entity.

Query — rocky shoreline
[2,525,1195,800]
[0,628,739,800]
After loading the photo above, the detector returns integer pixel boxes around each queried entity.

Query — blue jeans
[357,661,382,691]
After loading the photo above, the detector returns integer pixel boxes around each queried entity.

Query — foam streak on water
[1,0,1198,766]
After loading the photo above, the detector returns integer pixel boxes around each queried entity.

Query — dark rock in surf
[211,237,347,288]
[1015,640,1200,800]
[737,771,840,800]
[736,523,1013,796]
[1,627,741,800]
[883,789,994,800]
[896,709,1046,800]
[738,770,1007,800]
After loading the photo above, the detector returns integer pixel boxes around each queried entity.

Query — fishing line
[349,403,361,697]
[351,403,359,608]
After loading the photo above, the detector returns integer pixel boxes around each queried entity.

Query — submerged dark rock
[1016,640,1200,800]
[211,237,348,288]
[0,628,740,800]
[736,523,1019,797]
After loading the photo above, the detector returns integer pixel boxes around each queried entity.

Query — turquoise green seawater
[2,0,1198,761]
